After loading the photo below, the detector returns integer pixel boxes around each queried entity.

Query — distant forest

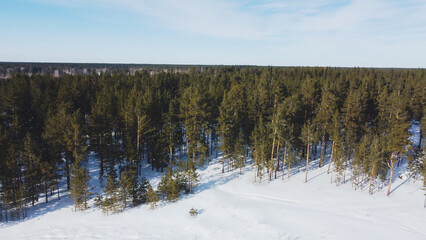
[0,62,215,78]
[0,65,425,220]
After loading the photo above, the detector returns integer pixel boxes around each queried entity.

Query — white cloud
[35,0,426,42]
[29,0,426,67]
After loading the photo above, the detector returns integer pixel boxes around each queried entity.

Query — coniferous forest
[0,66,425,221]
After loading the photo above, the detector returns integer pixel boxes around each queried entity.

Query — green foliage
[119,169,136,208]
[22,133,42,206]
[101,175,119,214]
[131,176,150,206]
[146,183,158,210]
[233,130,246,173]
[0,65,425,220]
[70,161,91,211]
[157,168,172,199]
[184,162,200,193]
[251,117,270,181]
[167,178,179,202]
[157,167,190,201]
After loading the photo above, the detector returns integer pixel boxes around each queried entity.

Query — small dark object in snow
[189,207,198,216]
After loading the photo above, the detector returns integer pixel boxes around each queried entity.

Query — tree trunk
[45,182,48,203]
[305,139,310,183]
[324,140,328,156]
[222,154,225,173]
[215,140,218,158]
[66,157,70,190]
[151,147,154,170]
[210,136,213,155]
[99,133,104,177]
[170,145,173,170]
[139,145,144,176]
[319,135,325,167]
[186,136,189,159]
[387,153,396,196]
[328,141,335,174]
[270,131,276,176]
[275,140,280,179]
[313,142,317,161]
[137,116,141,161]
[282,142,287,180]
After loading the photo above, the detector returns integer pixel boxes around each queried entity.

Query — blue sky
[0,0,425,67]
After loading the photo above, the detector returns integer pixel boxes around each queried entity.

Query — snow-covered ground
[1,123,425,239]
[1,149,425,240]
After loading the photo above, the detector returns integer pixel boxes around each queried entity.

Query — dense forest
[0,66,425,221]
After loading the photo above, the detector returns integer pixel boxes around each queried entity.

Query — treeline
[0,62,214,77]
[0,67,425,220]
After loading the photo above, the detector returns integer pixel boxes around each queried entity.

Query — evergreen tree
[251,117,269,182]
[131,176,150,206]
[352,136,368,190]
[368,135,387,194]
[279,95,302,180]
[157,168,172,200]
[315,88,337,167]
[233,130,246,174]
[21,133,41,206]
[101,175,119,214]
[301,121,313,183]
[185,161,200,193]
[70,161,91,211]
[164,99,180,170]
[385,91,411,196]
[146,183,158,210]
[119,169,135,208]
[167,178,179,202]
[181,85,209,166]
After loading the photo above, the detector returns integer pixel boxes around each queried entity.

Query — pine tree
[301,121,313,183]
[279,95,302,180]
[251,117,269,182]
[119,169,135,209]
[88,87,115,179]
[185,161,199,193]
[70,161,91,211]
[131,176,150,206]
[385,90,410,196]
[233,130,245,174]
[146,183,158,210]
[43,104,71,189]
[328,112,341,175]
[102,175,119,214]
[333,132,345,186]
[181,85,210,167]
[218,93,234,173]
[164,99,180,170]
[22,133,41,206]
[368,135,387,194]
[342,86,365,170]
[157,168,172,200]
[352,136,368,190]
[167,178,179,202]
[315,88,337,167]
[269,92,281,181]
